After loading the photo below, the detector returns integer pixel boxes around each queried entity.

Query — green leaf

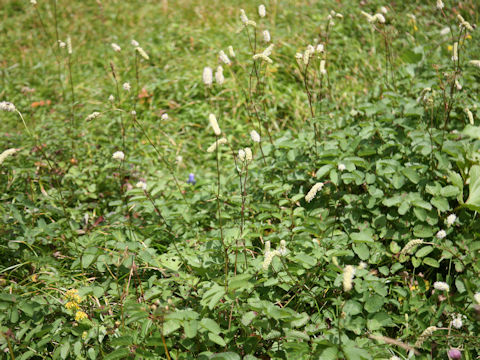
[350,231,373,243]
[200,318,221,334]
[208,332,227,347]
[110,335,133,346]
[82,254,96,269]
[364,295,384,313]
[465,165,480,212]
[103,349,130,360]
[423,257,440,268]
[210,352,241,360]
[415,246,434,258]
[184,320,198,338]
[229,274,252,291]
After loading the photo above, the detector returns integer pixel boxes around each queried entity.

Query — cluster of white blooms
[262,240,287,270]
[440,27,450,36]
[250,130,261,143]
[131,110,136,116]
[305,182,324,202]
[123,82,131,91]
[457,14,474,31]
[465,108,474,125]
[452,42,458,62]
[85,112,101,121]
[342,265,356,291]
[327,10,343,26]
[0,148,19,165]
[296,43,324,65]
[258,4,266,17]
[320,60,327,74]
[66,36,72,54]
[470,60,480,68]
[240,9,256,27]
[30,0,37,5]
[238,148,253,163]
[433,281,450,292]
[112,151,125,160]
[108,94,115,102]
[136,181,147,190]
[263,30,271,43]
[161,113,169,120]
[136,47,149,60]
[415,326,438,348]
[451,314,463,329]
[380,6,388,14]
[215,66,224,85]
[203,67,213,86]
[474,292,480,304]
[400,239,424,255]
[390,356,401,360]
[253,44,274,64]
[338,163,346,171]
[361,11,386,24]
[208,113,221,135]
[206,138,227,153]
[436,0,444,10]
[58,40,66,48]
[131,39,139,47]
[228,46,235,58]
[0,101,16,112]
[219,50,231,65]
[436,229,447,239]
[446,213,457,226]
[111,43,121,52]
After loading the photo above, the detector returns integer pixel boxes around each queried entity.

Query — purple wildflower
[448,349,461,359]
[187,173,196,185]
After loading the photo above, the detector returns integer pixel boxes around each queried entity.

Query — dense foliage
[1,0,480,359]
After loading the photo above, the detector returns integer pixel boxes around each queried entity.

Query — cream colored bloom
[400,239,423,255]
[474,292,480,304]
[0,101,16,112]
[123,82,131,91]
[219,50,231,65]
[161,113,169,120]
[206,138,227,153]
[240,9,249,24]
[320,60,326,75]
[469,60,480,68]
[111,43,121,52]
[215,66,224,85]
[343,265,355,292]
[338,163,346,171]
[433,281,449,292]
[112,151,125,160]
[209,113,221,136]
[228,46,235,58]
[66,36,72,54]
[85,112,101,122]
[452,42,458,62]
[436,0,444,10]
[238,149,246,162]
[0,148,19,165]
[136,47,149,60]
[203,67,213,86]
[245,147,252,162]
[258,4,266,17]
[131,39,139,47]
[305,182,324,202]
[415,326,438,347]
[465,108,474,125]
[250,130,261,143]
[263,30,271,43]
[136,181,147,190]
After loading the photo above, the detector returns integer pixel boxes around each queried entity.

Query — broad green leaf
[465,165,480,212]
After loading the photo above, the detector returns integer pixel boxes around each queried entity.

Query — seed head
[135,47,149,60]
[228,46,236,58]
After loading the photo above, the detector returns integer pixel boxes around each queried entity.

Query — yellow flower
[65,289,82,304]
[466,34,472,40]
[82,331,87,340]
[65,301,80,310]
[447,45,453,51]
[75,311,88,322]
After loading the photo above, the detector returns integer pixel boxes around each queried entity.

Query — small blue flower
[187,173,196,185]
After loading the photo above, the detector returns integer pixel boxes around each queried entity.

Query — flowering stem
[215,135,228,291]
